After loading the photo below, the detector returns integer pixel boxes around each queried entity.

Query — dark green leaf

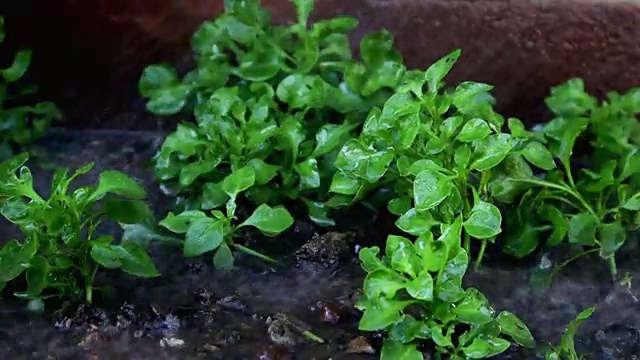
[117,242,160,277]
[102,197,153,224]
[568,213,598,246]
[542,117,589,166]
[90,171,146,202]
[496,311,536,348]
[26,256,49,298]
[184,217,225,257]
[159,210,208,234]
[599,221,626,258]
[2,50,31,82]
[213,243,234,270]
[0,238,37,282]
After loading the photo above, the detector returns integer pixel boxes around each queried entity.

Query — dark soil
[1,129,640,360]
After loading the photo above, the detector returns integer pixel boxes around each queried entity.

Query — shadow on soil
[1,129,639,360]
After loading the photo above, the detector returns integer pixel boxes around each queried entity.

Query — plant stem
[233,244,280,264]
[607,256,618,278]
[552,248,599,277]
[511,178,597,217]
[475,240,487,271]
[302,329,325,343]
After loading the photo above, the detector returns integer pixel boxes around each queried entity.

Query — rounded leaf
[464,201,502,239]
[238,204,294,235]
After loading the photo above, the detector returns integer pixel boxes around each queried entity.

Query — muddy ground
[1,129,639,360]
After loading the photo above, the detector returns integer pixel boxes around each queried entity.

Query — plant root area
[1,129,639,360]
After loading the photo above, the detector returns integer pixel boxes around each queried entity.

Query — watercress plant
[0,16,62,158]
[158,165,294,269]
[139,0,405,226]
[498,79,640,277]
[0,154,159,307]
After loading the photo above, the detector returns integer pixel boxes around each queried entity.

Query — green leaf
[406,272,433,301]
[334,139,394,182]
[102,197,153,224]
[184,217,225,257]
[454,288,494,325]
[159,210,207,234]
[568,213,597,246]
[0,238,37,282]
[90,171,146,202]
[358,297,412,331]
[380,340,423,360]
[496,311,536,348]
[425,49,461,94]
[222,166,256,198]
[359,246,386,272]
[538,204,568,247]
[388,235,420,278]
[293,0,313,26]
[599,221,626,258]
[461,337,511,358]
[521,142,556,170]
[559,307,595,352]
[464,201,502,239]
[303,199,335,227]
[202,182,229,210]
[294,158,321,189]
[233,48,283,82]
[436,247,468,302]
[440,116,464,139]
[456,118,492,142]
[239,204,294,235]
[471,133,513,171]
[542,117,589,166]
[329,172,361,195]
[26,256,49,298]
[413,170,453,211]
[3,50,31,82]
[90,243,122,269]
[117,242,160,277]
[310,123,352,158]
[363,268,407,298]
[213,243,234,270]
[623,193,640,211]
[395,208,439,236]
[415,232,447,272]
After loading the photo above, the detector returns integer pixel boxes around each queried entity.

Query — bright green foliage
[356,233,535,359]
[330,49,555,267]
[0,154,159,307]
[159,165,294,269]
[0,16,62,158]
[344,50,539,358]
[139,0,405,226]
[497,79,640,277]
[544,307,594,359]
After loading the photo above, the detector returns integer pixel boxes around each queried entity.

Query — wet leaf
[425,49,460,94]
[90,171,146,201]
[413,170,452,211]
[456,118,491,142]
[461,337,511,358]
[496,311,536,348]
[364,268,407,298]
[184,217,225,257]
[395,208,439,236]
[380,340,423,360]
[358,297,412,331]
[239,204,294,235]
[464,201,502,239]
[454,288,494,325]
[471,134,513,171]
[406,272,433,301]
[521,141,556,170]
[222,166,256,198]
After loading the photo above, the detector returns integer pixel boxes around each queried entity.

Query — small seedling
[0,153,159,307]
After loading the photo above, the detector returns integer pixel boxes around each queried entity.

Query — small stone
[345,336,375,354]
[160,337,185,348]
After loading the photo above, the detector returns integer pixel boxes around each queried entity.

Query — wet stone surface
[0,129,639,359]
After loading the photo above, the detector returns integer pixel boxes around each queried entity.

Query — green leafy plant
[544,307,594,360]
[356,230,535,359]
[329,49,556,269]
[497,79,640,277]
[0,153,159,307]
[158,165,294,269]
[329,49,542,358]
[139,0,405,227]
[0,16,62,158]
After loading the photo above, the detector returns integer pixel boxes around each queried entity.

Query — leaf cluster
[138,0,405,227]
[0,16,62,158]
[0,154,159,307]
[496,79,640,277]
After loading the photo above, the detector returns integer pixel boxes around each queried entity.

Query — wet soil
[1,129,640,360]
